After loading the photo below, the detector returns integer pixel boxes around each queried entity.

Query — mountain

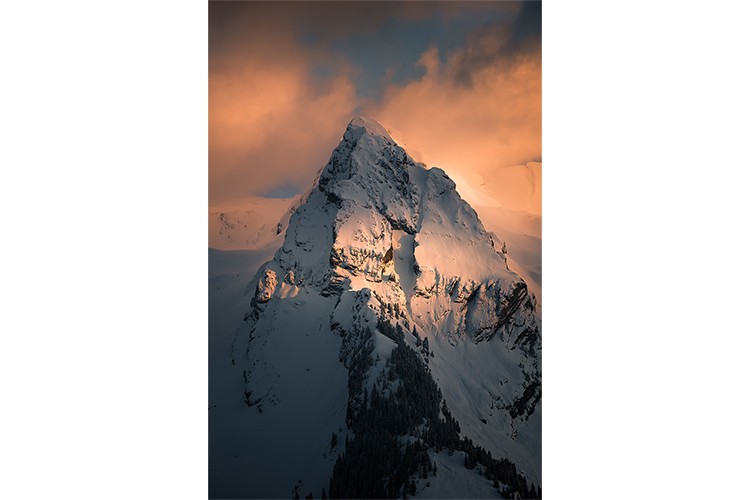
[209,196,302,250]
[470,204,541,310]
[209,117,541,499]
[208,183,541,308]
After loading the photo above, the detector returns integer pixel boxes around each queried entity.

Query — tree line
[327,318,541,499]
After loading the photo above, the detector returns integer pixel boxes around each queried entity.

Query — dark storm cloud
[209,1,417,50]
[450,0,541,86]
[209,1,524,96]
[510,0,542,46]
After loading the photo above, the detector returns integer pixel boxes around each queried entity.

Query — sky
[209,1,541,214]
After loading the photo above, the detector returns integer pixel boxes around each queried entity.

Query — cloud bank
[209,1,541,214]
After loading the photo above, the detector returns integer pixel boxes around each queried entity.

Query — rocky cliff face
[248,116,539,345]
[232,117,541,497]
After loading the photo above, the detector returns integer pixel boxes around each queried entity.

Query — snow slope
[450,173,541,309]
[210,117,541,498]
[413,451,501,499]
[474,205,541,310]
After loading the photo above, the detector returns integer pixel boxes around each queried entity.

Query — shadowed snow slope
[209,117,541,499]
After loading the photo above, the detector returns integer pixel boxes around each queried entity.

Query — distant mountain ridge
[208,196,298,250]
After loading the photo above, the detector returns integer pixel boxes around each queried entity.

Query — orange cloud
[363,43,541,214]
[210,63,358,203]
[209,3,360,205]
[209,3,541,215]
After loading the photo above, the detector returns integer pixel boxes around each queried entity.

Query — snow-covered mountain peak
[345,116,393,142]
[217,119,542,498]
[260,118,537,342]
